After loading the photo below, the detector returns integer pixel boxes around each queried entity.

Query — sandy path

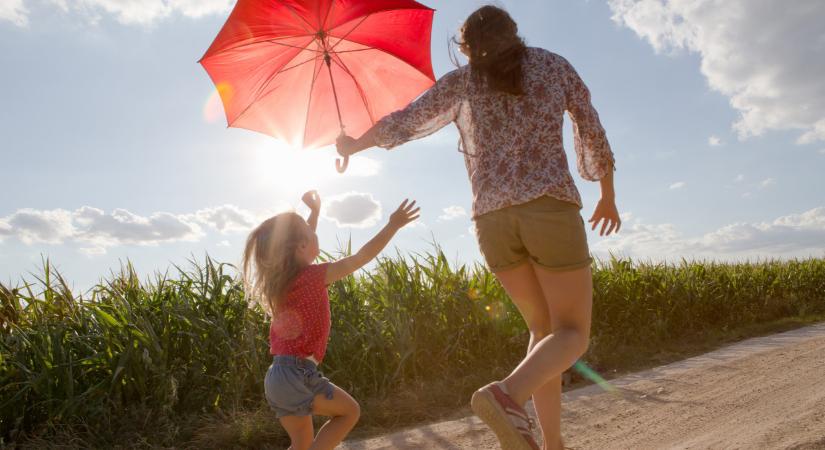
[341,323,825,450]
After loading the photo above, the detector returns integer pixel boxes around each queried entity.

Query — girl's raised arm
[324,200,420,285]
[302,190,321,231]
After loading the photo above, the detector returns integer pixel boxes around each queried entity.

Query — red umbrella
[200,0,436,172]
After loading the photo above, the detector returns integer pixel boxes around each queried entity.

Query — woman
[336,6,620,450]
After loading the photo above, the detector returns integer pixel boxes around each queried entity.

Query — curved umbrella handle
[336,155,349,173]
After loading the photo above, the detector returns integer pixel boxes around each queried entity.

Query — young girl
[242,190,420,450]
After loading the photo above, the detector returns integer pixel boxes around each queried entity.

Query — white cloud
[708,135,722,146]
[0,219,13,239]
[593,206,825,260]
[0,0,28,26]
[439,205,467,221]
[760,177,776,189]
[4,208,75,244]
[322,192,382,228]
[345,156,381,177]
[819,148,825,155]
[79,246,107,257]
[73,206,202,248]
[217,240,230,247]
[401,220,426,230]
[0,205,227,253]
[193,205,256,233]
[609,0,825,144]
[6,0,232,27]
[734,174,745,183]
[669,181,686,190]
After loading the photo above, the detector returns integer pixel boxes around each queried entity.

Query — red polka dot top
[269,263,331,363]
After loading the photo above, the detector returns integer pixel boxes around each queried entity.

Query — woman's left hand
[336,135,357,157]
[589,197,621,236]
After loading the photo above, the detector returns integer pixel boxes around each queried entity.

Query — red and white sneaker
[471,382,539,450]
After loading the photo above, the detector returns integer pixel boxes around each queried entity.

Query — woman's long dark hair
[454,5,527,95]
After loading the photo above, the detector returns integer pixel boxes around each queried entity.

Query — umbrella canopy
[200,0,436,156]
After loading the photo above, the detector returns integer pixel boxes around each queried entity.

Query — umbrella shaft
[324,52,345,133]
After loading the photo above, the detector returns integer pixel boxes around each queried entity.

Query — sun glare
[203,83,233,124]
[248,140,379,199]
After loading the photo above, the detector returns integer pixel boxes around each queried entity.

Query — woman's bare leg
[502,265,593,408]
[494,262,563,450]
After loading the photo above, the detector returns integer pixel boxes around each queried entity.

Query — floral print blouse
[373,47,615,218]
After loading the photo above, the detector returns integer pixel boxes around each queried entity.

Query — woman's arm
[588,166,621,236]
[561,56,615,183]
[324,200,420,284]
[337,70,464,157]
[337,125,378,157]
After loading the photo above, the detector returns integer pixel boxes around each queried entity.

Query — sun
[250,140,338,198]
[245,137,381,203]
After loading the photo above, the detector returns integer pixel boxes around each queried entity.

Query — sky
[2,0,824,290]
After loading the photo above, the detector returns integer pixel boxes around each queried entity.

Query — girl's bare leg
[494,262,564,450]
[309,384,361,450]
[279,415,314,450]
[502,265,593,408]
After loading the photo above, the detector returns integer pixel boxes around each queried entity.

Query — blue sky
[2,0,824,290]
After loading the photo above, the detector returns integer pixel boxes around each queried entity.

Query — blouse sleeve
[373,69,464,149]
[560,57,615,181]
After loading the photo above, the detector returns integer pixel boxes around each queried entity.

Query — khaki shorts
[474,196,592,273]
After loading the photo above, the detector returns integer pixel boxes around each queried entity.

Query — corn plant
[2,252,824,446]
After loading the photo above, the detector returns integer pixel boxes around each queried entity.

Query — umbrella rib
[281,2,317,35]
[301,58,324,147]
[267,39,323,52]
[201,34,313,60]
[228,50,319,128]
[325,8,436,81]
[336,37,435,82]
[321,0,334,30]
[331,48,374,54]
[330,53,376,124]
[329,14,371,52]
[275,55,320,75]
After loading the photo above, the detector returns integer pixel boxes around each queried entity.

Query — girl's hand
[388,199,420,229]
[302,190,321,212]
[336,135,357,157]
[588,197,621,236]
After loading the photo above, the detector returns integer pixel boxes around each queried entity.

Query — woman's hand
[301,190,321,213]
[336,135,358,157]
[388,199,420,230]
[588,197,621,236]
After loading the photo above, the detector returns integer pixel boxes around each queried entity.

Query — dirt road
[341,323,825,449]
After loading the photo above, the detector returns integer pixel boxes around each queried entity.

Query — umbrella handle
[336,155,349,173]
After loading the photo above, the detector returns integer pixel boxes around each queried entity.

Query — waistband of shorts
[273,355,318,369]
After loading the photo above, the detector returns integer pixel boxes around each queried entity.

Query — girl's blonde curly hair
[242,212,307,316]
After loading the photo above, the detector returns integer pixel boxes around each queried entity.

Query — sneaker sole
[471,388,535,450]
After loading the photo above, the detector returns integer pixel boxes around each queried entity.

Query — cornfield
[2,252,824,447]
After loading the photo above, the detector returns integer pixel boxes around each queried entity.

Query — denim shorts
[474,195,592,272]
[264,355,335,418]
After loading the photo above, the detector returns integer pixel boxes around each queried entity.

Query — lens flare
[203,82,233,124]
[573,360,618,393]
